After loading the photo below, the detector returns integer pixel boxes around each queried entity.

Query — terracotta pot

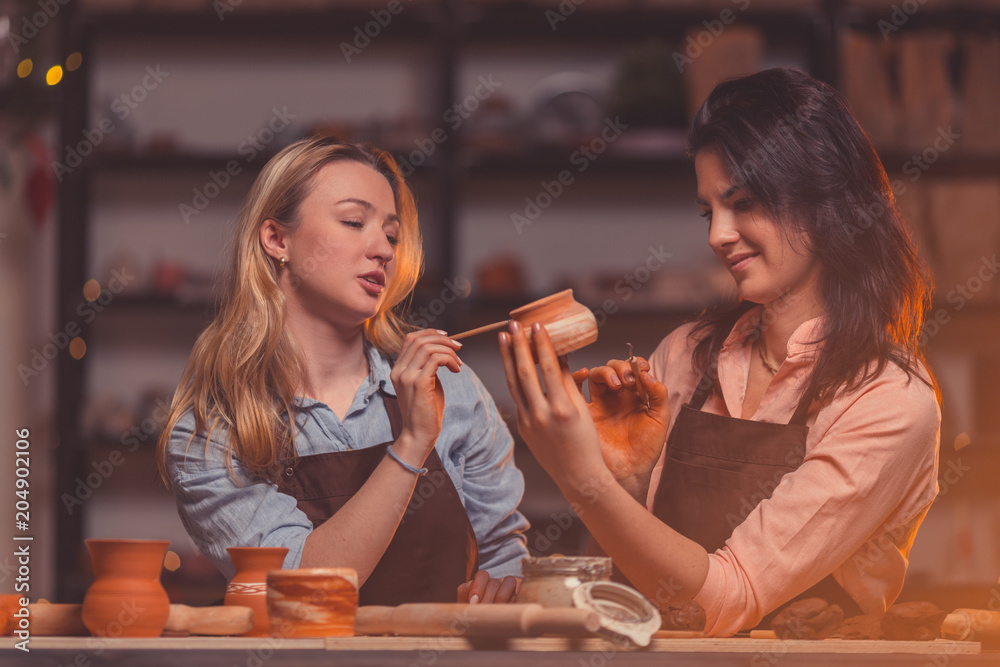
[81,539,170,638]
[0,594,24,636]
[225,546,288,637]
[510,289,598,357]
[267,568,358,638]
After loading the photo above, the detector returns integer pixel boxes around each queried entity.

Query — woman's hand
[390,329,463,466]
[572,359,670,502]
[499,321,609,498]
[457,570,519,604]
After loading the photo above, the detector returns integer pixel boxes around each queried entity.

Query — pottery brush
[451,319,512,341]
[627,343,650,410]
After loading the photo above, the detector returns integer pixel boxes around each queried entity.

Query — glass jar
[516,556,612,607]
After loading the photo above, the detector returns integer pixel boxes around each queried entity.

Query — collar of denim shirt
[292,342,397,416]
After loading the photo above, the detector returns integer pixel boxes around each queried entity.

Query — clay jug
[81,539,170,638]
[225,546,288,637]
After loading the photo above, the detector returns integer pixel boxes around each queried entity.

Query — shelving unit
[53,0,1000,604]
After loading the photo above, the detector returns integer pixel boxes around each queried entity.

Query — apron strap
[686,325,814,426]
[688,368,813,426]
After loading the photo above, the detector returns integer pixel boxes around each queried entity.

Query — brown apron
[280,395,479,606]
[650,354,861,627]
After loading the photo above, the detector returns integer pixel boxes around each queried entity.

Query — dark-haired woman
[500,67,940,636]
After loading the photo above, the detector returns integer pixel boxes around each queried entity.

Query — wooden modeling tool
[627,343,650,409]
[451,319,512,341]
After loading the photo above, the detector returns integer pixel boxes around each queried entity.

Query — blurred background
[1,0,998,610]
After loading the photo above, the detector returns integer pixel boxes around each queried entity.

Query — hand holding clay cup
[266,568,358,638]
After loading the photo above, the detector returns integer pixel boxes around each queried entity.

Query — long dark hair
[687,67,936,407]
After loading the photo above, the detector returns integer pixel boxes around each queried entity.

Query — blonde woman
[158,136,527,605]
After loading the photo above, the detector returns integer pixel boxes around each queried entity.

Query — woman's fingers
[394,345,463,386]
[607,359,637,385]
[637,362,670,423]
[461,571,521,604]
[508,320,546,407]
[572,368,591,392]
[395,330,462,372]
[480,577,503,604]
[456,579,472,602]
[467,569,492,604]
[587,366,623,399]
[499,331,528,415]
[531,325,575,410]
[494,576,519,603]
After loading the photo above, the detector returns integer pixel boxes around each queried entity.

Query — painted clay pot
[510,289,598,356]
[224,546,288,637]
[81,539,170,638]
[266,568,358,638]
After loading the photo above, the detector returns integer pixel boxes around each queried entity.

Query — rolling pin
[28,604,89,636]
[164,604,254,636]
[26,603,253,636]
[941,608,1000,647]
[356,603,600,638]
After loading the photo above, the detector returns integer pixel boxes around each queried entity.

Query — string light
[46,65,63,86]
[17,59,32,78]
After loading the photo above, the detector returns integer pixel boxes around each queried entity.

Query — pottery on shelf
[224,546,289,637]
[81,539,171,638]
[266,568,359,638]
[510,289,599,356]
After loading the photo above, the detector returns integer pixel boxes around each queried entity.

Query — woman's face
[281,160,400,327]
[695,150,822,309]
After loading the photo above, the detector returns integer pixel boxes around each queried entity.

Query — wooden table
[0,636,994,666]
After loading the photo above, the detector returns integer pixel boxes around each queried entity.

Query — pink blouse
[646,306,940,636]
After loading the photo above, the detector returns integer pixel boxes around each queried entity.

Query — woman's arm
[500,321,710,605]
[168,330,464,586]
[691,366,940,635]
[166,418,312,580]
[449,365,530,603]
[299,330,462,582]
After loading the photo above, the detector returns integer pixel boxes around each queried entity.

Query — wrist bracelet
[386,445,428,476]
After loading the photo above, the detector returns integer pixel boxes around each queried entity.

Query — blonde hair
[157,136,423,484]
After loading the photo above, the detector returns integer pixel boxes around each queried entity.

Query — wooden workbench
[0,636,993,666]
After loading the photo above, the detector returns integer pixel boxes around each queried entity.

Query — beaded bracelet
[386,445,428,476]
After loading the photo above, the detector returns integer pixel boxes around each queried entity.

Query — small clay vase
[224,546,288,637]
[510,289,599,356]
[81,539,170,638]
[266,568,358,638]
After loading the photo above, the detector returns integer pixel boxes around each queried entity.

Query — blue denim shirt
[165,345,529,581]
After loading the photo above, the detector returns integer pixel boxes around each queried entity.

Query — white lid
[571,581,661,648]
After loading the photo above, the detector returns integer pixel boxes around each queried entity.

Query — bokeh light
[69,337,86,360]
[83,279,101,301]
[46,65,63,86]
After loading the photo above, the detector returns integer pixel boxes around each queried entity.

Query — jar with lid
[516,556,612,607]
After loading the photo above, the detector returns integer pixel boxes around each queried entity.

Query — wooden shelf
[458,4,826,42]
[81,8,441,40]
